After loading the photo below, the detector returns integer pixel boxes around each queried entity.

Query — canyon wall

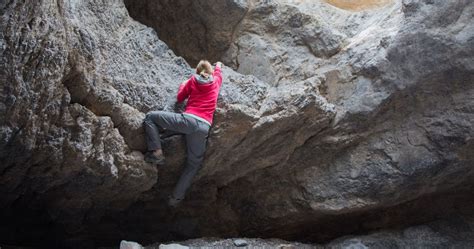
[1,0,473,247]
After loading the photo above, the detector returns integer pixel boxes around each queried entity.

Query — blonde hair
[196,60,213,78]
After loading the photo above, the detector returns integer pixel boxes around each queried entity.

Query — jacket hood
[194,74,214,84]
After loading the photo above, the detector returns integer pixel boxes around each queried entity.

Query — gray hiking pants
[143,111,210,199]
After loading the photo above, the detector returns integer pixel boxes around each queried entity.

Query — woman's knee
[187,151,205,166]
[145,111,162,120]
[144,111,159,127]
[186,159,203,171]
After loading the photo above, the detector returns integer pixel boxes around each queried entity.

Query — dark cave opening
[2,186,474,249]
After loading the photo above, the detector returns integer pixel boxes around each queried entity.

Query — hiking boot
[144,151,165,165]
[168,195,183,207]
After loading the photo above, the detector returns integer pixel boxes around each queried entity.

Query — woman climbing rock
[143,60,223,207]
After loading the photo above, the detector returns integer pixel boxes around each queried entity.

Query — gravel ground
[146,238,317,249]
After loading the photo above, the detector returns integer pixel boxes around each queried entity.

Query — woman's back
[177,62,223,125]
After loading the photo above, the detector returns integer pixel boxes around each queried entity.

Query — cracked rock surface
[1,0,474,247]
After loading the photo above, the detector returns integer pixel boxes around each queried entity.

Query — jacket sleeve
[213,64,223,87]
[177,77,192,103]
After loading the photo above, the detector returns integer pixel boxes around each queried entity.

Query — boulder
[0,0,473,247]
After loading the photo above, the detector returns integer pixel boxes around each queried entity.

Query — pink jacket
[177,65,223,125]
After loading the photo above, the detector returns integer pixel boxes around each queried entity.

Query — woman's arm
[177,77,192,103]
[214,62,223,87]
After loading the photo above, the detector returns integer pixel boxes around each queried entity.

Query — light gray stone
[159,244,189,249]
[121,240,144,249]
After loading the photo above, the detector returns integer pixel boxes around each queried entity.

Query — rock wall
[1,0,187,245]
[1,0,473,247]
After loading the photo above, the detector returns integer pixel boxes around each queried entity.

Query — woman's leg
[143,111,196,151]
[172,121,209,201]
